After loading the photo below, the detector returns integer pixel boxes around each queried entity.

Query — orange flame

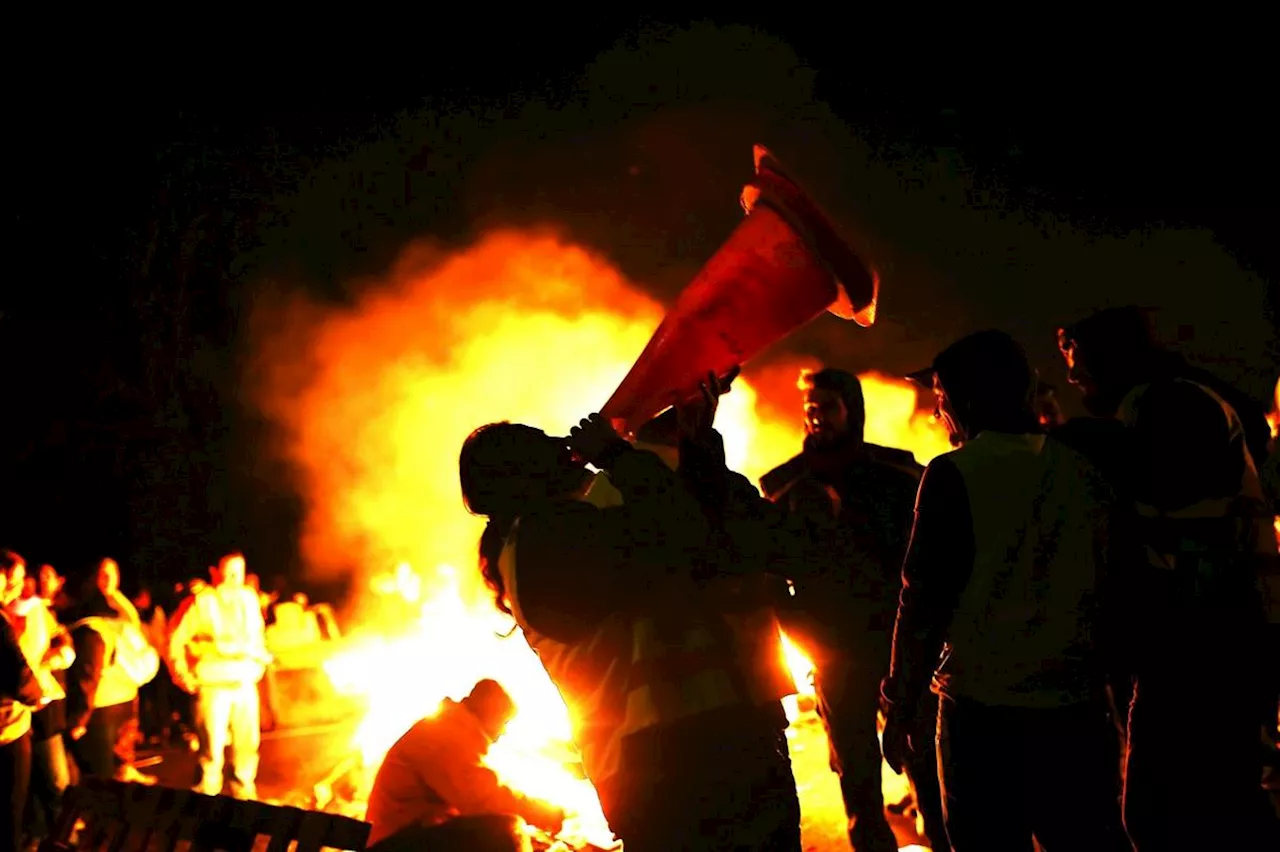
[251,230,949,845]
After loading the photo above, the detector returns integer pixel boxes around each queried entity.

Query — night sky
[4,21,1275,597]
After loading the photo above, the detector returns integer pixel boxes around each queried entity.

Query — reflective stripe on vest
[1121,381,1280,621]
[498,473,743,787]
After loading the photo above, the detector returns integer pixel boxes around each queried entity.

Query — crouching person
[364,679,564,852]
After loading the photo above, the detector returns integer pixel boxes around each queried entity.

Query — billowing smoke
[247,228,946,607]
[248,229,799,598]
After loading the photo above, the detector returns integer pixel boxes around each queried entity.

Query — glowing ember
[251,230,949,846]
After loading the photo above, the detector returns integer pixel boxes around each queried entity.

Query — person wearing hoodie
[760,367,944,852]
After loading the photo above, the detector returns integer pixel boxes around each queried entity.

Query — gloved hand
[676,368,740,441]
[566,414,629,468]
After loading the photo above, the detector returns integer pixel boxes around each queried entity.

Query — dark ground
[130,709,923,851]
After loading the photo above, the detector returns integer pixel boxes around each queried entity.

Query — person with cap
[881,329,1130,851]
[1057,306,1280,849]
[760,367,946,852]
[363,679,564,851]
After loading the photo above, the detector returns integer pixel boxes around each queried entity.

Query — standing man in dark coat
[762,368,948,852]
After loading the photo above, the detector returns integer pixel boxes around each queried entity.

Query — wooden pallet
[38,778,371,852]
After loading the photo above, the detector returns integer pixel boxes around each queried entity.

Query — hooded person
[760,367,943,852]
[760,368,922,503]
[364,678,564,851]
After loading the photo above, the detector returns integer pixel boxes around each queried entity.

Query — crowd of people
[5,303,1279,852]
[0,552,276,852]
[452,305,1279,852]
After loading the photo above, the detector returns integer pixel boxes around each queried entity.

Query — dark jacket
[511,443,781,823]
[766,440,921,652]
[513,446,716,644]
[760,442,921,503]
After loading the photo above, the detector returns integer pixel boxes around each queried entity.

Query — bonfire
[249,229,951,849]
